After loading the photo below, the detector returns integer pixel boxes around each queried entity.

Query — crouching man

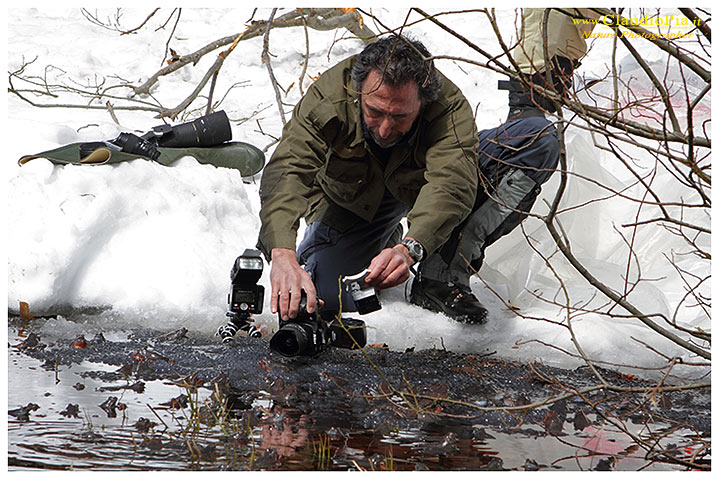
[257,29,566,325]
[257,34,485,323]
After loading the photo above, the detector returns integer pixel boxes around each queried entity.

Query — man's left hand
[364,244,414,290]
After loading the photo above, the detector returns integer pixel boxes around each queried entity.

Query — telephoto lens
[151,111,232,148]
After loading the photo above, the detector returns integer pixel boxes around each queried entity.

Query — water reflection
[7,328,707,471]
[259,409,311,460]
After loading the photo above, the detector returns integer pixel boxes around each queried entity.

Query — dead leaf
[573,411,591,431]
[131,352,146,362]
[72,335,88,349]
[542,410,564,435]
[340,8,363,27]
[167,47,181,64]
[19,301,35,320]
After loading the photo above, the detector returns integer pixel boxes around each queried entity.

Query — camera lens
[154,111,232,148]
[269,323,310,357]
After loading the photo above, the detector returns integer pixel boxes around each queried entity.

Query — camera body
[269,296,367,357]
[109,132,161,160]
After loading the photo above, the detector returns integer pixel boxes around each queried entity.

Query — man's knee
[479,116,559,186]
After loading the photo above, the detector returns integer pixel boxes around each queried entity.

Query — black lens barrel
[269,323,312,357]
[155,111,232,148]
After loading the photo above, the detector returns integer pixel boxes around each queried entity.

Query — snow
[5,8,711,380]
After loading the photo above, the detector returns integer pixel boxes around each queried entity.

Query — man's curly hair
[351,34,442,106]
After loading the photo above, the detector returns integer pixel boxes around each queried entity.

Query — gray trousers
[298,116,559,313]
[421,115,559,287]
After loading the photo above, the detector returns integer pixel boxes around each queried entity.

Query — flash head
[342,269,381,315]
[230,249,264,285]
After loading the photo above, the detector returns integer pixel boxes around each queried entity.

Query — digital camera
[269,294,367,357]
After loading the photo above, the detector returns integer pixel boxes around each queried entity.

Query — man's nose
[378,117,395,138]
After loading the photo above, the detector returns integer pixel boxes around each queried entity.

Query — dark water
[7,319,711,471]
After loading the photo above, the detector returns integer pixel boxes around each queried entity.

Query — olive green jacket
[257,55,478,259]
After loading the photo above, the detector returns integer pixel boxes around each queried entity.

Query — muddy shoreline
[10,318,710,430]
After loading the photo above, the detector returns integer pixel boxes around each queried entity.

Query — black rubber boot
[409,277,488,324]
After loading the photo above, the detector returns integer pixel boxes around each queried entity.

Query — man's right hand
[269,248,318,321]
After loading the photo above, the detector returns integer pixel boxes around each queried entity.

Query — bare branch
[262,8,287,126]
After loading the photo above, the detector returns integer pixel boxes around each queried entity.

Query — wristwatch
[400,238,425,263]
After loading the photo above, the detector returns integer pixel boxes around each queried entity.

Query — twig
[262,8,287,126]
[160,8,182,66]
[120,8,160,36]
[298,15,310,96]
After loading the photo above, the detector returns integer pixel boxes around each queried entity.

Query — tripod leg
[216,314,261,343]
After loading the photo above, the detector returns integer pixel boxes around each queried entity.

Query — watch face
[402,239,423,261]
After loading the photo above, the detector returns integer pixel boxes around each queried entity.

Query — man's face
[360,69,422,149]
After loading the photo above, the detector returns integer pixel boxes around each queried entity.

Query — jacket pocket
[391,167,426,204]
[324,157,368,182]
[320,154,369,202]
